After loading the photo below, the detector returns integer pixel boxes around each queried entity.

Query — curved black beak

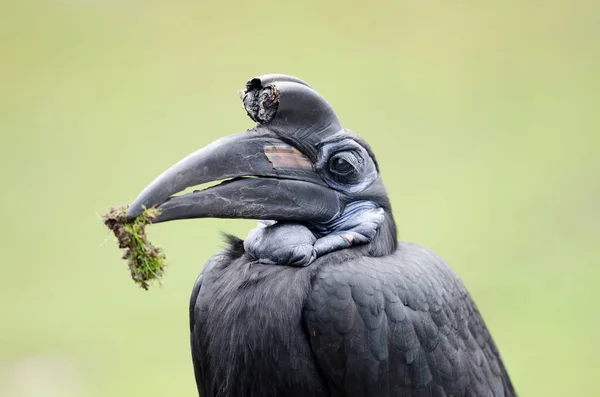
[126,131,341,224]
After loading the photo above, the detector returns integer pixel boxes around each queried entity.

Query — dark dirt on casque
[102,205,166,290]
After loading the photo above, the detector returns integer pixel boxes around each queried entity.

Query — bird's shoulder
[307,241,466,318]
[304,242,516,397]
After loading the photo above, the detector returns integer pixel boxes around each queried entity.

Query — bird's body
[126,74,517,396]
[190,237,515,397]
[190,236,329,397]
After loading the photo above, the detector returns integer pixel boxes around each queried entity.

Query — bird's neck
[367,209,398,257]
[307,200,398,258]
[242,201,397,267]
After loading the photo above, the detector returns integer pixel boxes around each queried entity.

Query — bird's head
[127,74,397,261]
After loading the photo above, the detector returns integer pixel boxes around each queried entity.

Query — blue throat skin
[243,201,385,267]
[307,201,382,239]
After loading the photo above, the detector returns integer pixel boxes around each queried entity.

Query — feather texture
[189,240,516,397]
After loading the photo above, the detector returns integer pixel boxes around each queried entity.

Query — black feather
[221,233,245,255]
[191,232,516,397]
[304,242,517,397]
[189,245,329,397]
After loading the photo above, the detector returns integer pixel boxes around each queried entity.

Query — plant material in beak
[102,205,166,290]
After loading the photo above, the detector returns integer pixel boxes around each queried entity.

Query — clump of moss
[102,205,166,290]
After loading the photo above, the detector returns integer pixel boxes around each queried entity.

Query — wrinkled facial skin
[245,136,387,267]
[314,137,379,195]
[245,201,386,267]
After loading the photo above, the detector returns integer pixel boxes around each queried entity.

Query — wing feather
[304,242,516,397]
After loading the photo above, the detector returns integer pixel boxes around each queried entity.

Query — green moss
[103,205,166,290]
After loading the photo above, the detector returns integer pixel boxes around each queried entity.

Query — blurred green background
[1,0,598,396]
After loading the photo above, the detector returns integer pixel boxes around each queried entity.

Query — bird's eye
[319,142,375,192]
[329,153,358,176]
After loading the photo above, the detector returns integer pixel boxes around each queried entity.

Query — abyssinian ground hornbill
[126,74,517,397]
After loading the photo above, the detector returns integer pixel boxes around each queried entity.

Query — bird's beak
[126,131,341,224]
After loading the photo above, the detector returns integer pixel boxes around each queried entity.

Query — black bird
[127,74,517,397]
